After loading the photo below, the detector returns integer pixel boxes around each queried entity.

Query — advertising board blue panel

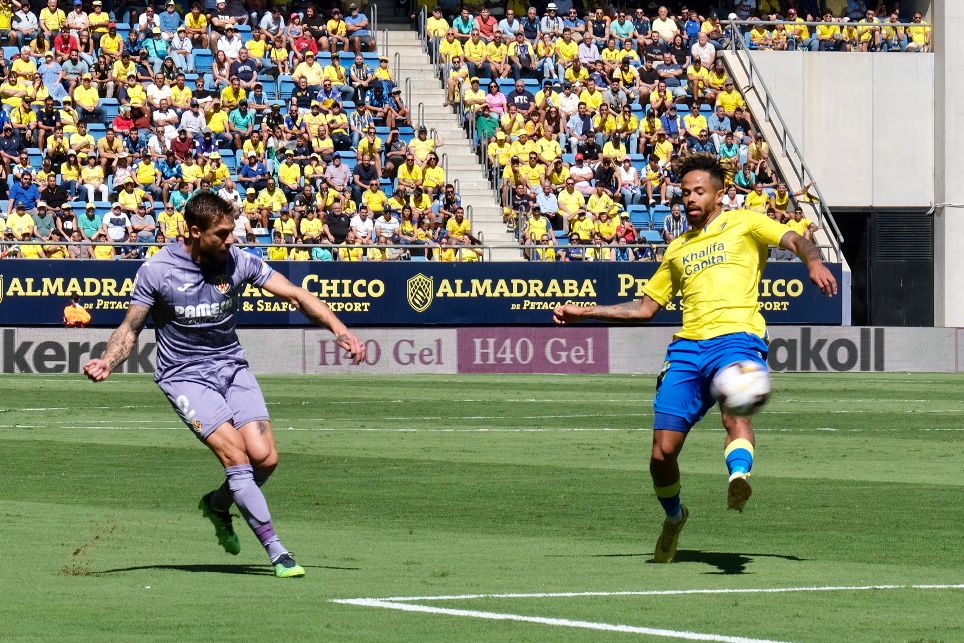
[0,261,842,326]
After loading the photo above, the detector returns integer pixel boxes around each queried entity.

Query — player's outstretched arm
[554,295,662,325]
[779,230,838,297]
[83,303,151,382]
[262,272,367,364]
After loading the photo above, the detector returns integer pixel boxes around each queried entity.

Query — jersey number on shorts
[175,394,202,433]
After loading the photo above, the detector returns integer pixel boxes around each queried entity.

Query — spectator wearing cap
[77,203,101,240]
[277,150,302,200]
[345,3,374,53]
[0,121,23,170]
[228,97,254,149]
[293,50,324,93]
[159,1,182,40]
[206,150,230,190]
[322,7,349,53]
[101,202,131,241]
[143,26,170,73]
[95,22,122,65]
[218,24,243,63]
[210,0,238,44]
[129,201,157,243]
[384,86,409,130]
[541,3,564,38]
[178,98,207,141]
[168,25,195,72]
[132,148,161,199]
[238,151,269,192]
[504,31,533,81]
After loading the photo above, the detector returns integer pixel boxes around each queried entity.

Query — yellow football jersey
[642,209,789,340]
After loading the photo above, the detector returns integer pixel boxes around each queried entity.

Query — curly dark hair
[677,153,726,190]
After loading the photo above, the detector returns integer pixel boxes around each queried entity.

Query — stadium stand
[0,0,930,262]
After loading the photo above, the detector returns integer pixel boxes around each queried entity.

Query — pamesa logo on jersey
[407,273,434,313]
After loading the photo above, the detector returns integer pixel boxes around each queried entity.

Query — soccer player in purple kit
[84,192,366,578]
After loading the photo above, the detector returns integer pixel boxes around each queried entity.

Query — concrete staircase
[375,6,519,260]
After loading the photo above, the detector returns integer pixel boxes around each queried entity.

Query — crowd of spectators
[0,0,485,262]
[424,2,856,261]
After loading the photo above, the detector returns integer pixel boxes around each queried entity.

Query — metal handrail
[370,2,378,43]
[725,21,844,252]
[393,51,400,84]
[1,240,841,263]
[404,77,412,113]
[441,151,448,178]
[417,5,428,51]
[380,28,388,58]
[416,102,425,128]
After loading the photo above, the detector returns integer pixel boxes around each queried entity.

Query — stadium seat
[278,75,296,100]
[26,148,43,169]
[627,205,650,229]
[650,205,671,230]
[362,52,381,65]
[641,230,663,244]
[101,98,119,121]
[338,51,355,63]
[194,50,214,74]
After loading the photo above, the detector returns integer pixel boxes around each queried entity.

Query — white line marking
[362,583,964,602]
[331,598,785,643]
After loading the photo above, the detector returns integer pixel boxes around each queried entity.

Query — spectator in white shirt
[691,32,716,66]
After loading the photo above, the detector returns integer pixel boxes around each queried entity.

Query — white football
[711,361,771,416]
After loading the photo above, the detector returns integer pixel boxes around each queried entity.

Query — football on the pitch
[711,361,771,416]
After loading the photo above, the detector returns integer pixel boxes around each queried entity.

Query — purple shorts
[157,362,270,440]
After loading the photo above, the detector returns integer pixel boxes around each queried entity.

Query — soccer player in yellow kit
[554,154,837,563]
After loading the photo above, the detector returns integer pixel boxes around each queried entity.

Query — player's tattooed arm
[779,231,838,297]
[554,295,662,324]
[102,304,151,371]
[84,304,150,381]
[262,272,367,364]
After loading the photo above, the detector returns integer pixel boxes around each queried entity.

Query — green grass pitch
[1,373,963,642]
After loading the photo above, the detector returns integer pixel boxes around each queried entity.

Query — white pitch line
[331,598,785,643]
[362,583,964,602]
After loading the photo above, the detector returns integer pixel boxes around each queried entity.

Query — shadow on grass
[549,550,808,575]
[90,563,360,576]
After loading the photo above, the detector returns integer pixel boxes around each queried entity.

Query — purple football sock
[208,468,273,514]
[225,464,287,561]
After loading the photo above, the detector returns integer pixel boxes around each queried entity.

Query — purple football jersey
[131,243,274,381]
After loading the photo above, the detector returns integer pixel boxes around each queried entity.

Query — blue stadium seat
[337,51,355,63]
[2,46,17,60]
[650,205,671,230]
[88,123,106,139]
[194,50,214,74]
[316,52,333,64]
[101,98,119,121]
[277,75,296,100]
[641,230,663,244]
[627,204,650,229]
[362,53,381,65]
[397,125,415,137]
[26,148,43,169]
[562,153,575,165]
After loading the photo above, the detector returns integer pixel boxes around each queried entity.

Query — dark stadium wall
[838,209,934,327]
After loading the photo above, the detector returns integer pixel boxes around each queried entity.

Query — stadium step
[378,23,515,258]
